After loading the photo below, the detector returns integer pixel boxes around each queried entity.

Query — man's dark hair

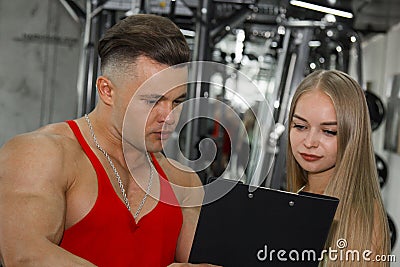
[98,14,190,73]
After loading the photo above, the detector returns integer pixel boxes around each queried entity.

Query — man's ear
[96,76,113,106]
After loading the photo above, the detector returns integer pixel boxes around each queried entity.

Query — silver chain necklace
[84,114,154,219]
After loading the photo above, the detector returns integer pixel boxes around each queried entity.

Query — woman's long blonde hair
[287,70,390,266]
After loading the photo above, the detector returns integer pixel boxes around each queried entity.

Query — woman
[287,69,390,266]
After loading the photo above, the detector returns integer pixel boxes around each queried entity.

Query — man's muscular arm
[163,159,219,267]
[175,171,203,263]
[0,133,96,267]
[155,156,205,263]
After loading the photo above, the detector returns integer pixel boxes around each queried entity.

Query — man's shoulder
[0,122,80,165]
[154,153,202,188]
[36,121,76,139]
[154,153,204,207]
[0,122,82,189]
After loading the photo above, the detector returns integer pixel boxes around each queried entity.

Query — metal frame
[59,1,365,189]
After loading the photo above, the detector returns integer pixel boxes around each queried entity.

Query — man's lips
[300,153,322,162]
[153,131,172,140]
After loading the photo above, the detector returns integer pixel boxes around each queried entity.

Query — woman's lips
[300,153,322,162]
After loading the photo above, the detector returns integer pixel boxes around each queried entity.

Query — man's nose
[158,102,176,125]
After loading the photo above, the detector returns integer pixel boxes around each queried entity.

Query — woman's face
[290,90,338,178]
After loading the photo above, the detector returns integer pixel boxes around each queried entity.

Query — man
[0,14,213,266]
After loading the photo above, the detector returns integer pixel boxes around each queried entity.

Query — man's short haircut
[98,14,190,74]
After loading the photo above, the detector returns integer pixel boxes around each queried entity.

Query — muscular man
[0,14,212,266]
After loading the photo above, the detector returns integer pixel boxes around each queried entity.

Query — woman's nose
[304,130,319,148]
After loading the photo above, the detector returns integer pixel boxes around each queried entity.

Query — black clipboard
[189,179,339,267]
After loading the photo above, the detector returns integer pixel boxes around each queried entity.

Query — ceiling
[282,0,400,38]
[184,0,400,41]
[352,0,400,34]
[67,0,400,40]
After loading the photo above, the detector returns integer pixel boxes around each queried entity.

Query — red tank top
[60,120,183,266]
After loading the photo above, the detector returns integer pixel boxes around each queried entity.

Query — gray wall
[0,0,82,145]
[362,22,400,264]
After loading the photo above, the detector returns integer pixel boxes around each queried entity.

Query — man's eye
[145,99,158,105]
[173,99,184,105]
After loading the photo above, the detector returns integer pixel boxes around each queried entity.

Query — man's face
[121,56,187,153]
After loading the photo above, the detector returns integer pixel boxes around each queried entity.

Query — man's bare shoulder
[154,152,202,188]
[0,122,80,186]
[36,121,76,137]
[3,121,77,151]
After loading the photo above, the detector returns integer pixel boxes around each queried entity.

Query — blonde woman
[287,69,390,266]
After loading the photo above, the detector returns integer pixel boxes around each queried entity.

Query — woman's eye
[323,130,337,136]
[293,123,306,130]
